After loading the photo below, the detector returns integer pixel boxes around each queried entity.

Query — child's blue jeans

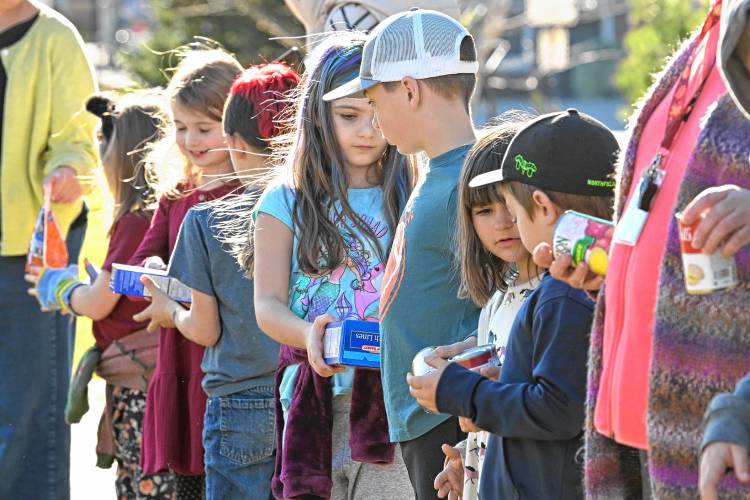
[203,384,276,500]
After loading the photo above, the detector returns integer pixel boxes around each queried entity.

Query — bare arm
[68,269,121,321]
[173,289,221,347]
[252,213,309,349]
[132,278,221,347]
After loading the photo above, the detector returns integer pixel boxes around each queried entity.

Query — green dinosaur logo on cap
[515,155,537,178]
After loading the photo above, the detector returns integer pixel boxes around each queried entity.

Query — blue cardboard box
[323,320,380,369]
[110,263,192,303]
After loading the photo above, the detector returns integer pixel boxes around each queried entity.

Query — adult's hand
[43,166,81,204]
[699,441,750,500]
[682,185,750,257]
[533,242,604,291]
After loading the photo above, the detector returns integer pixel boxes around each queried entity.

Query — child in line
[253,34,415,499]
[430,119,542,500]
[127,48,242,499]
[323,9,482,497]
[134,63,301,500]
[27,92,176,499]
[408,109,619,499]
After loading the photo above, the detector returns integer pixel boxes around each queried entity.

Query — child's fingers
[532,241,555,268]
[478,364,500,380]
[146,319,160,334]
[442,444,461,460]
[731,444,750,482]
[547,253,574,281]
[27,287,38,297]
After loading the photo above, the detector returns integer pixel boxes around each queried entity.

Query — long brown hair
[273,33,416,275]
[456,113,531,306]
[90,92,170,235]
[144,47,242,198]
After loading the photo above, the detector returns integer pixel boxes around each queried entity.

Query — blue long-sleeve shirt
[436,274,594,499]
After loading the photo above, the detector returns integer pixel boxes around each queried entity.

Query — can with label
[448,344,498,369]
[676,213,738,294]
[552,210,613,276]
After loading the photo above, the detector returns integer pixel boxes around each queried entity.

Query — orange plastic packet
[25,185,69,273]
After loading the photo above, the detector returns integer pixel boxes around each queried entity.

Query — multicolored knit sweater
[584,34,750,499]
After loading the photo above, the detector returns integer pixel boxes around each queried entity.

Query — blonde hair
[98,92,170,234]
[144,47,242,198]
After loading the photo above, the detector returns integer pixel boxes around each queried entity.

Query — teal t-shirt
[380,144,481,442]
[255,183,392,407]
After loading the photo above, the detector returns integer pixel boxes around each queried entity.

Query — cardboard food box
[110,264,192,303]
[323,320,380,369]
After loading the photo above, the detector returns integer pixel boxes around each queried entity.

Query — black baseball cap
[469,109,619,196]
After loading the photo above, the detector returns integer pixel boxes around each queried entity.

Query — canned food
[448,344,498,369]
[676,213,738,294]
[552,210,613,276]
[411,346,437,376]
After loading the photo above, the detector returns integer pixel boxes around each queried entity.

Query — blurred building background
[42,0,709,129]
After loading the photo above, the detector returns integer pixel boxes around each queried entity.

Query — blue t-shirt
[379,144,481,442]
[255,183,392,404]
[169,197,279,397]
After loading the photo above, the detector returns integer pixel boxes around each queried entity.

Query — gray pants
[329,395,414,500]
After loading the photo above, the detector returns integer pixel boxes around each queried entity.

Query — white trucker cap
[322,8,478,101]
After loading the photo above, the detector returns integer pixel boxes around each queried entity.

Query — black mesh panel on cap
[374,17,418,66]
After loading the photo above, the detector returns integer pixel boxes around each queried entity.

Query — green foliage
[117,0,304,87]
[615,0,709,105]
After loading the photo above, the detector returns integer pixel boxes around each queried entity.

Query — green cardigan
[1,3,98,256]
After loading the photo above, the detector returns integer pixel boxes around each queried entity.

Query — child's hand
[434,443,464,499]
[305,314,345,378]
[682,185,750,257]
[458,416,482,434]
[407,355,448,413]
[24,265,43,286]
[143,256,167,270]
[534,242,604,291]
[699,441,750,500]
[426,338,478,366]
[471,362,500,381]
[133,276,182,333]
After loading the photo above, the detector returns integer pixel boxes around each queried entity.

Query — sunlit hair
[213,64,301,273]
[456,112,533,306]
[223,63,301,150]
[87,92,170,235]
[268,32,416,276]
[143,46,242,198]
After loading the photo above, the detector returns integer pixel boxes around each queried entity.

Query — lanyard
[638,0,722,211]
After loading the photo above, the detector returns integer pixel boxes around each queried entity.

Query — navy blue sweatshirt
[435,274,594,499]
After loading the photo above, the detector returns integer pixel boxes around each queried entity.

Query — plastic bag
[26,185,69,273]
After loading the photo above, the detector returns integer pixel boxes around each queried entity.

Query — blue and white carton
[323,320,380,369]
[110,263,192,303]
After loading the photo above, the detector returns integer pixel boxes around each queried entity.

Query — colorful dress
[462,278,537,499]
